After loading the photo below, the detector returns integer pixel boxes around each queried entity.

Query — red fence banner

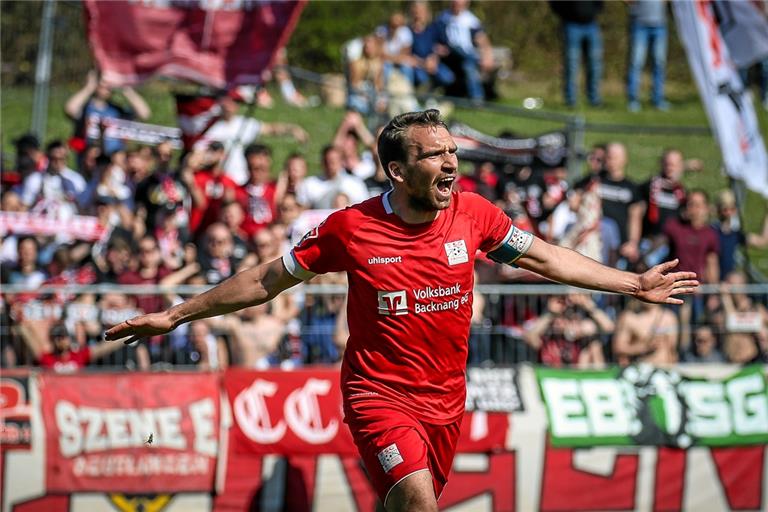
[84,0,306,88]
[0,370,32,448]
[224,368,509,456]
[40,372,220,493]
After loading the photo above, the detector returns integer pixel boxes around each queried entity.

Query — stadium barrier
[1,364,766,512]
[2,283,767,368]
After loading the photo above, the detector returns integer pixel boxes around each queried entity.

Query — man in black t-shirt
[640,149,688,239]
[576,142,643,263]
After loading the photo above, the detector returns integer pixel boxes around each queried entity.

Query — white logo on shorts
[377,443,404,473]
[444,240,468,265]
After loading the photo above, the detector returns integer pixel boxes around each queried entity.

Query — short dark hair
[208,141,225,152]
[244,143,271,159]
[687,188,709,205]
[377,109,448,179]
[46,139,66,155]
[321,144,339,159]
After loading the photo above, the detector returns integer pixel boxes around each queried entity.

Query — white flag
[673,0,768,198]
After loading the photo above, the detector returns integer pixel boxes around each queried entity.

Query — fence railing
[3,283,766,370]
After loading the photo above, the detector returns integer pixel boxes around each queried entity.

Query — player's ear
[388,162,405,183]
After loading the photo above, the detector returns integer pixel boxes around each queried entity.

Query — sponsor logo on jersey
[368,256,403,265]
[412,283,467,314]
[444,239,469,265]
[377,443,404,473]
[377,290,408,316]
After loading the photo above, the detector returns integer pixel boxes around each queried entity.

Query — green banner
[535,365,768,447]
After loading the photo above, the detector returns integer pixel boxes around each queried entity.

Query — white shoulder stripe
[282,251,316,281]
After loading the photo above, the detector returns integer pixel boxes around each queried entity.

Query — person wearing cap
[31,323,124,373]
[193,91,308,186]
[713,189,768,279]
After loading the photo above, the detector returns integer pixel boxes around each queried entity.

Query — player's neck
[389,189,440,224]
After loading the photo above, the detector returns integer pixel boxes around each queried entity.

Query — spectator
[524,294,611,368]
[456,161,498,201]
[237,144,278,238]
[376,11,416,87]
[32,322,124,373]
[585,142,606,176]
[713,189,768,278]
[550,185,603,263]
[93,236,133,283]
[7,133,46,190]
[724,332,767,364]
[550,0,604,107]
[346,34,386,115]
[188,142,239,237]
[134,140,192,234]
[194,91,308,185]
[640,149,689,240]
[613,299,679,365]
[433,0,495,101]
[681,324,726,363]
[20,140,87,219]
[97,293,150,370]
[579,142,643,265]
[364,154,393,198]
[220,201,250,262]
[207,304,286,368]
[274,153,308,205]
[408,0,456,91]
[664,190,720,284]
[721,271,768,338]
[65,70,151,155]
[626,0,670,112]
[2,236,46,287]
[117,235,172,315]
[198,223,243,285]
[186,321,229,371]
[332,111,377,180]
[297,145,369,209]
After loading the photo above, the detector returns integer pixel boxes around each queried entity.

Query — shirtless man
[207,304,286,368]
[613,299,679,365]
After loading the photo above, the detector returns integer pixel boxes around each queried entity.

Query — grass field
[2,77,767,272]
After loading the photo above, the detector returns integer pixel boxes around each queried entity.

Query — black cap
[208,141,225,152]
[49,323,70,338]
[14,133,40,151]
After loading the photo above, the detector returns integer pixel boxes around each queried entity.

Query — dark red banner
[40,372,220,493]
[84,0,306,88]
[224,368,509,456]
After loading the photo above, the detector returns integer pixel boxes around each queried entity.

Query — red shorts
[344,399,462,506]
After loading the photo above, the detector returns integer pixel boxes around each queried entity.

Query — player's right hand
[104,312,175,345]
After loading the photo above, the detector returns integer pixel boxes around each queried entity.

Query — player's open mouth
[436,176,455,196]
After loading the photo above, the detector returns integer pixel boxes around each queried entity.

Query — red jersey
[190,169,239,234]
[237,181,278,237]
[285,191,513,423]
[39,347,91,372]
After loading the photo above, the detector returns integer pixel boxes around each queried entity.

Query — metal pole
[31,0,57,138]
[566,114,585,183]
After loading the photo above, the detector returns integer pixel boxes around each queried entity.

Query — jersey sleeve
[463,192,534,265]
[282,209,352,280]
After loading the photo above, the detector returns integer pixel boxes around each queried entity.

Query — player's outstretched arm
[515,237,699,305]
[104,257,302,345]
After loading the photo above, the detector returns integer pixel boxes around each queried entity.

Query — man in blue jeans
[550,1,604,107]
[626,0,670,112]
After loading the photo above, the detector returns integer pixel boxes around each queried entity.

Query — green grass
[2,78,767,273]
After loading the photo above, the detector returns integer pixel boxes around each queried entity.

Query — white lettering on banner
[54,400,215,458]
[683,382,733,438]
[541,379,590,437]
[71,453,209,477]
[189,398,218,456]
[233,380,287,444]
[580,380,636,437]
[284,379,339,444]
[727,374,768,435]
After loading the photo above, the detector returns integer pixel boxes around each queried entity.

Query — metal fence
[3,283,766,370]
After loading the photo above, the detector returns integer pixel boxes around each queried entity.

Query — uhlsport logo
[377,290,408,316]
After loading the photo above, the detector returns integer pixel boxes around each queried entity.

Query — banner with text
[536,364,768,448]
[84,0,306,88]
[40,372,220,493]
[224,368,510,456]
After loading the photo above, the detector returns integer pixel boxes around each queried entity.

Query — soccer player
[106,110,698,512]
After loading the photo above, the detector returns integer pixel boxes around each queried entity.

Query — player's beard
[404,168,451,212]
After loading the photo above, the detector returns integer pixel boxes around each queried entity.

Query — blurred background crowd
[2,0,768,373]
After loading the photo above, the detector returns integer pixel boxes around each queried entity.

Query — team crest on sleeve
[296,219,327,247]
[444,240,469,265]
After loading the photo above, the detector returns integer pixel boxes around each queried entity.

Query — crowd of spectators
[2,1,768,374]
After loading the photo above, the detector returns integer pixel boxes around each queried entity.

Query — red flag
[175,94,221,150]
[84,0,306,88]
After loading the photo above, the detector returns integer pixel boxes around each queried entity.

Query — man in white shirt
[195,93,309,185]
[20,140,87,219]
[297,145,369,209]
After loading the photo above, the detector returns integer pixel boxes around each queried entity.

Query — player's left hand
[636,259,699,305]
